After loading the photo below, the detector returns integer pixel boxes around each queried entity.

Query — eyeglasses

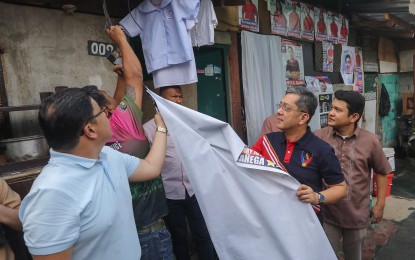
[85,106,109,124]
[278,102,306,113]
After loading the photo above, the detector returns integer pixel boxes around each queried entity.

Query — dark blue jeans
[165,194,215,260]
[138,222,173,260]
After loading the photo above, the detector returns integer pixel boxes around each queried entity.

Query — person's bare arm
[106,25,144,108]
[32,247,73,260]
[296,181,348,205]
[0,204,21,231]
[112,65,126,104]
[129,113,167,182]
[371,173,388,223]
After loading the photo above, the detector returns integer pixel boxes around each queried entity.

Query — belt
[138,219,165,233]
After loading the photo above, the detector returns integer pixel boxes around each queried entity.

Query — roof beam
[384,13,415,32]
[346,1,409,13]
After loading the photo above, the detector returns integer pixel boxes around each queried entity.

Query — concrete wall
[0,3,118,136]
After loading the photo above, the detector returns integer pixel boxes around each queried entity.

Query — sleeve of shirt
[370,138,392,175]
[252,136,265,155]
[119,8,144,37]
[175,0,200,20]
[0,178,21,209]
[106,147,140,178]
[19,189,80,255]
[319,146,345,185]
[143,119,156,144]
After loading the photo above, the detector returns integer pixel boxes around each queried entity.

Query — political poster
[282,39,304,86]
[322,41,334,72]
[341,46,355,85]
[314,7,328,41]
[305,76,333,94]
[353,47,364,93]
[327,11,338,43]
[300,3,314,40]
[239,0,259,32]
[269,0,288,36]
[338,14,349,45]
[286,0,301,38]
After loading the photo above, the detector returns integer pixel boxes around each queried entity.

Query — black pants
[165,193,215,260]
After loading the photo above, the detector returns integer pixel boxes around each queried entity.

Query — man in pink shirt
[86,25,173,260]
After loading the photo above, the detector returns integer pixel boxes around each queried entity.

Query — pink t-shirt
[107,96,150,159]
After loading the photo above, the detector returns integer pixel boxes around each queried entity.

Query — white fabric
[241,31,285,146]
[120,0,200,73]
[147,89,337,260]
[152,58,197,88]
[191,0,218,47]
[152,22,198,88]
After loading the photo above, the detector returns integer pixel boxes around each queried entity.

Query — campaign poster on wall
[338,14,349,45]
[269,0,288,36]
[353,47,364,93]
[314,7,328,41]
[305,76,333,94]
[327,11,338,44]
[306,76,333,129]
[282,39,304,86]
[322,41,334,72]
[341,46,355,85]
[319,94,332,128]
[286,0,301,38]
[300,3,314,41]
[320,114,329,128]
[239,0,259,32]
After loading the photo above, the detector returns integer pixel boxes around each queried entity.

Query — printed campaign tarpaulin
[146,89,337,260]
[239,0,259,32]
[282,39,305,86]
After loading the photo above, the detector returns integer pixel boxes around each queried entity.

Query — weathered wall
[0,3,118,136]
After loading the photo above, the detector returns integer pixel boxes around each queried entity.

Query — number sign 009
[88,40,116,57]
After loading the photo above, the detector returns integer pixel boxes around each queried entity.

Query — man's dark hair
[158,85,181,96]
[334,90,365,123]
[38,88,95,151]
[286,87,317,123]
[82,85,109,108]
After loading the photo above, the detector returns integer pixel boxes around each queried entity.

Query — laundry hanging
[190,0,218,47]
[120,0,200,73]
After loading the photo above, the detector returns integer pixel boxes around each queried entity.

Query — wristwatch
[156,126,168,134]
[318,192,326,205]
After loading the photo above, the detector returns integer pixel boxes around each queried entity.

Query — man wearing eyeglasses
[252,87,347,224]
[19,87,167,260]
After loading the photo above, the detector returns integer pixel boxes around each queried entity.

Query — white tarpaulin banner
[147,89,336,260]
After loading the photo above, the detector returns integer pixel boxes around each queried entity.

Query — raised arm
[106,25,144,108]
[129,113,167,182]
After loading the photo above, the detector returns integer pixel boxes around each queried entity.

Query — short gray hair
[285,87,317,123]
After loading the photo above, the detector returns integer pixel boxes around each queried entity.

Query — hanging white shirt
[152,19,198,88]
[120,0,200,73]
[190,0,218,47]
